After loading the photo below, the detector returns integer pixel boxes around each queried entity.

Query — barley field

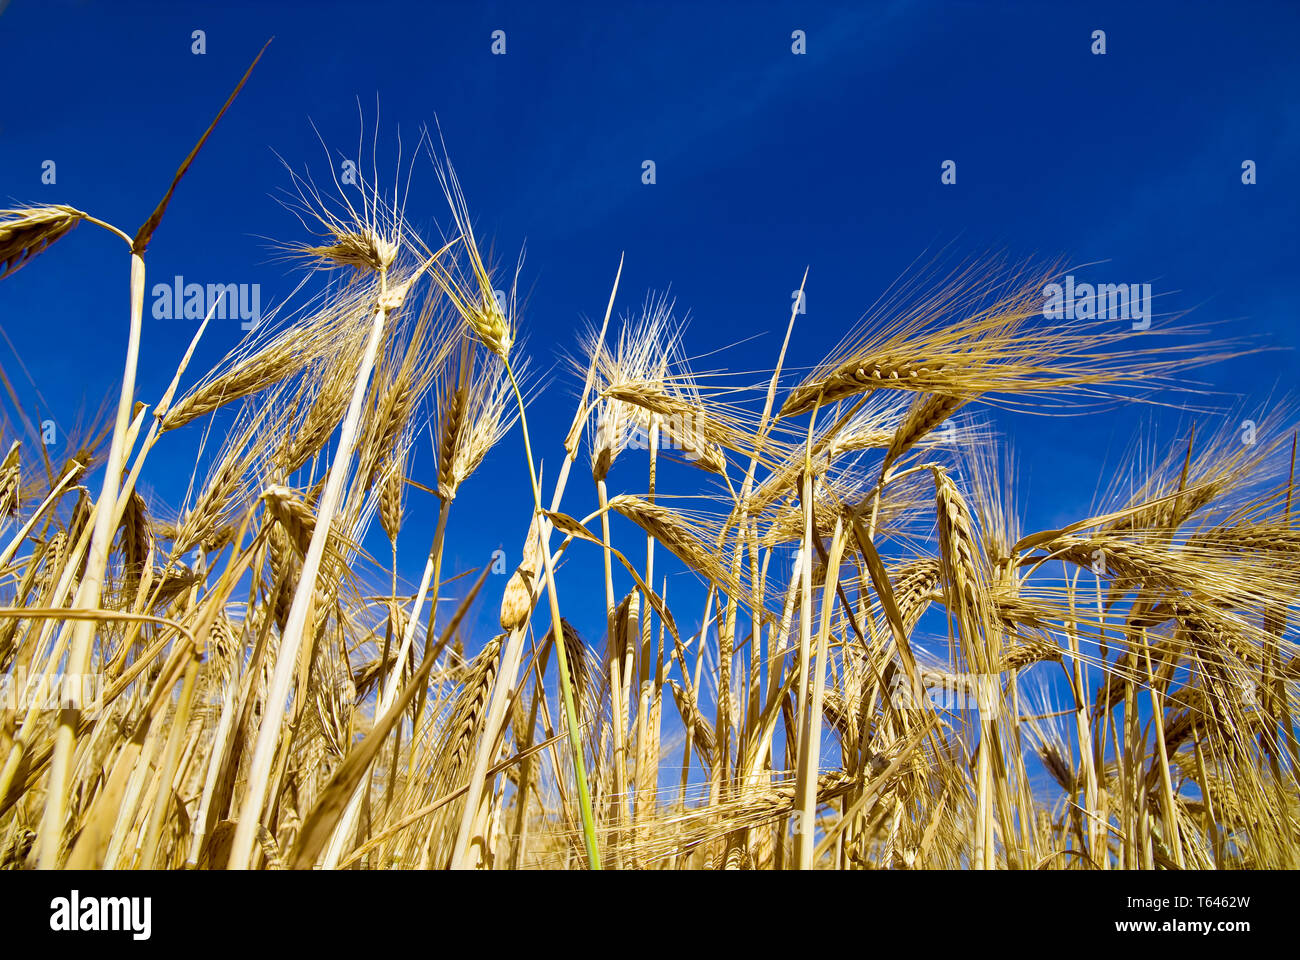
[1,51,1297,873]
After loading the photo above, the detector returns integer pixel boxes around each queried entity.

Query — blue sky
[1,0,1298,687]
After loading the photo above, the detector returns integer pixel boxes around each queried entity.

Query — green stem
[504,358,601,869]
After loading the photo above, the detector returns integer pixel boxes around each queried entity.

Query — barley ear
[0,207,86,280]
